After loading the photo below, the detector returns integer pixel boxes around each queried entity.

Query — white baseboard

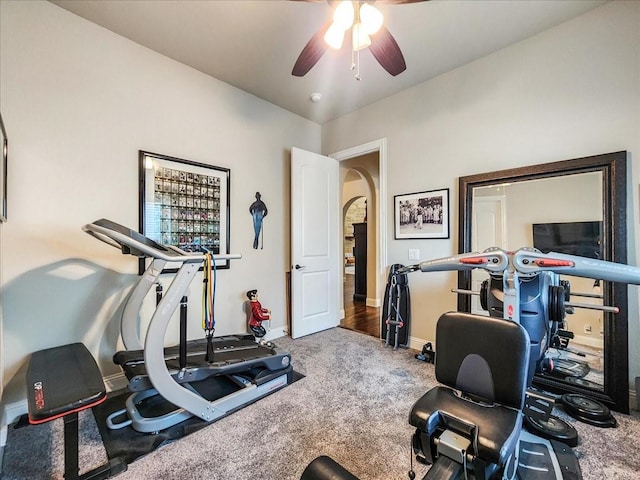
[408,335,434,352]
[1,399,28,447]
[264,326,287,341]
[366,298,381,308]
[629,387,637,412]
[103,372,129,393]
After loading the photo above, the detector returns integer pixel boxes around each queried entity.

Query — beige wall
[0,0,320,397]
[322,1,640,384]
[500,173,602,251]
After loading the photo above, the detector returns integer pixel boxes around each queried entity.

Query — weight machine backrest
[435,312,531,409]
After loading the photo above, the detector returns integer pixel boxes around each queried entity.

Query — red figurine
[247,289,270,338]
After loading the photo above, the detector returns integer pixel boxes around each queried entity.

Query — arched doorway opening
[341,167,380,337]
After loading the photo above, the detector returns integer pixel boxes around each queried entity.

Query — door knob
[294,264,306,270]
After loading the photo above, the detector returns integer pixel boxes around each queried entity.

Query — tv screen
[532,221,602,259]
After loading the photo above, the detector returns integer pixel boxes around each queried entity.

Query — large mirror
[458,151,628,413]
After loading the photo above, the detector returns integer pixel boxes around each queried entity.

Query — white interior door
[291,147,339,339]
[471,196,506,315]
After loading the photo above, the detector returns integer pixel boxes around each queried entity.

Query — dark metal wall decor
[249,192,268,249]
[138,151,231,273]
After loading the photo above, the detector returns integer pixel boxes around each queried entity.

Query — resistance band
[202,252,217,362]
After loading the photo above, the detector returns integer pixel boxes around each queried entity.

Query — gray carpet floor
[2,327,640,479]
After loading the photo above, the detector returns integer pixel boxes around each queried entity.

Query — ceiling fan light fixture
[360,3,383,35]
[324,23,346,49]
[333,0,355,31]
[352,23,371,51]
[293,0,408,79]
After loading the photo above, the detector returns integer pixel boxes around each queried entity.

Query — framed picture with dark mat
[138,150,230,273]
[394,188,449,239]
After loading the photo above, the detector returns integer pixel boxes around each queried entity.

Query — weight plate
[564,376,602,390]
[563,410,617,428]
[549,286,558,322]
[548,285,566,322]
[480,280,488,311]
[561,393,611,421]
[550,358,590,378]
[524,414,579,447]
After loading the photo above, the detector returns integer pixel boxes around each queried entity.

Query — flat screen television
[532,221,602,259]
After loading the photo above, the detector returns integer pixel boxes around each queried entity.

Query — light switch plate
[408,249,420,261]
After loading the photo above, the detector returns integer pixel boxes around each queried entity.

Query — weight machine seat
[410,387,522,467]
[409,312,531,468]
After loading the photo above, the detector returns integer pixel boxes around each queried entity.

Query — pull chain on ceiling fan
[292,0,426,79]
[326,1,383,79]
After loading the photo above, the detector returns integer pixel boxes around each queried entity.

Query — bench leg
[62,411,127,480]
[63,412,80,480]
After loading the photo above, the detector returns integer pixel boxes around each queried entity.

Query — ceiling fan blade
[292,23,330,77]
[369,26,406,76]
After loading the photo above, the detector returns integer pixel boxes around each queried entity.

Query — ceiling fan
[292,0,427,79]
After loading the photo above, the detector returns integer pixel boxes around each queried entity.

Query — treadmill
[83,218,294,433]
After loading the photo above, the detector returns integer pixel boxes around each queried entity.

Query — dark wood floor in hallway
[340,274,380,338]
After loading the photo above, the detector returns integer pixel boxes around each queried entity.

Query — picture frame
[0,112,7,222]
[394,188,450,239]
[138,150,231,274]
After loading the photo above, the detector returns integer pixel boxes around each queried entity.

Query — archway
[340,166,379,337]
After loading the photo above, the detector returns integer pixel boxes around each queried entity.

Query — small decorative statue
[249,192,268,249]
[247,289,270,338]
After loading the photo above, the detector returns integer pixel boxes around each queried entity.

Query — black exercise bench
[26,342,126,480]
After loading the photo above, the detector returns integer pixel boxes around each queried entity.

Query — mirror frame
[458,151,629,413]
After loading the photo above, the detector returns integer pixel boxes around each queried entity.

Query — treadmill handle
[83,221,241,263]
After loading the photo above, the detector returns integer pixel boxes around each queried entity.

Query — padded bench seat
[27,342,106,424]
[25,342,126,480]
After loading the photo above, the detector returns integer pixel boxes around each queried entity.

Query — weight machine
[302,247,640,480]
[404,247,640,479]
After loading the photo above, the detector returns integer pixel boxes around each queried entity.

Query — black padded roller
[300,456,360,480]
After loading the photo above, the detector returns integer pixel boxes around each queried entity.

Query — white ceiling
[51,0,607,124]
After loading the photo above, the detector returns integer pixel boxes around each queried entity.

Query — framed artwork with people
[138,150,231,273]
[394,188,449,239]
